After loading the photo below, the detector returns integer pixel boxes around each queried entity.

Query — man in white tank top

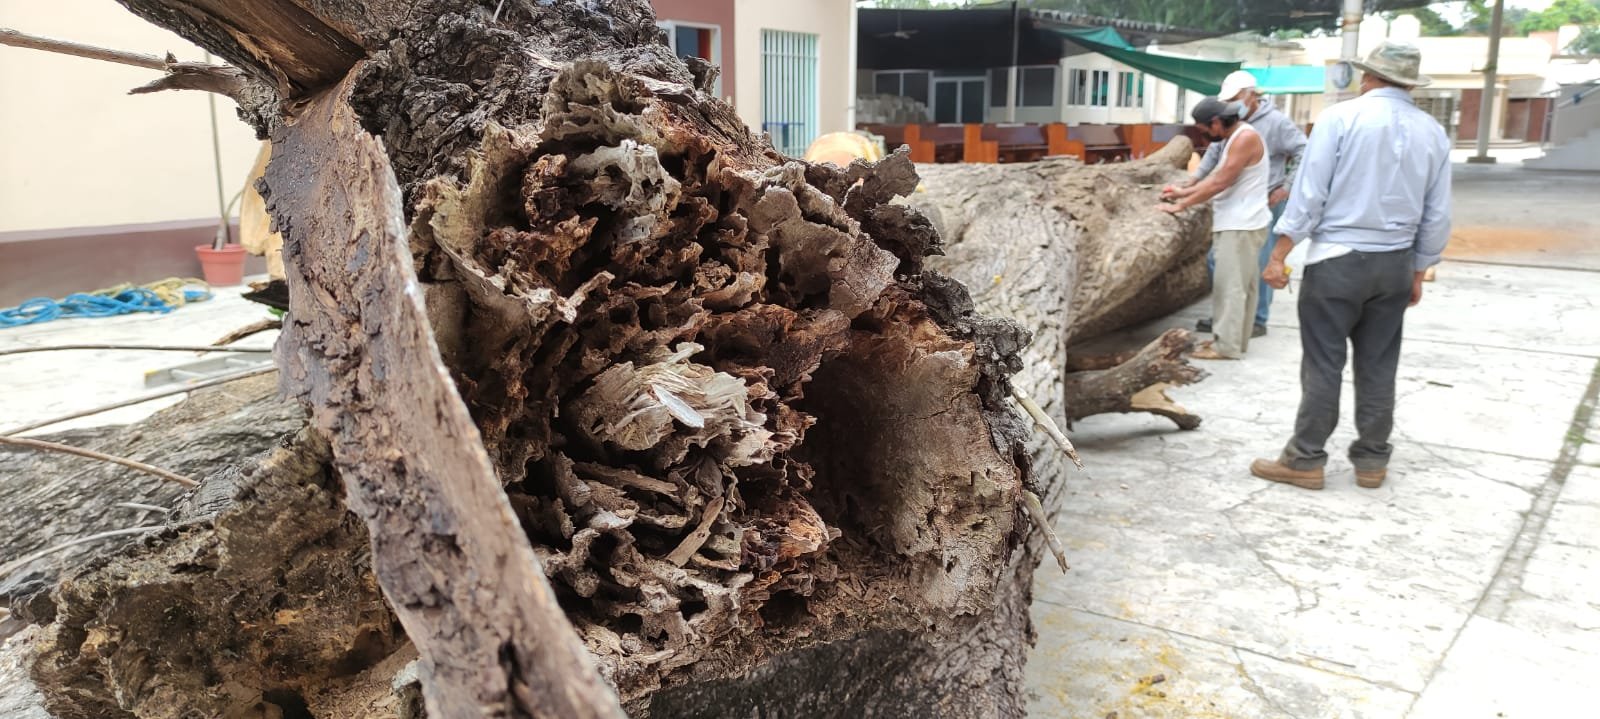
[1158,97,1271,359]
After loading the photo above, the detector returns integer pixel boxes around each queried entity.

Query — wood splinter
[1024,491,1069,573]
[1010,385,1084,469]
[666,495,725,567]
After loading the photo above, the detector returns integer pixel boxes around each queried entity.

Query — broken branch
[211,318,283,346]
[0,435,198,487]
[2,365,276,436]
[1023,490,1069,573]
[0,26,167,69]
[0,343,272,357]
[1011,384,1084,470]
[0,526,162,582]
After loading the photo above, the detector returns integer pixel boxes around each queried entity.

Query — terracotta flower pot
[195,244,247,287]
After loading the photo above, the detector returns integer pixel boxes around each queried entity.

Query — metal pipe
[205,51,232,249]
[1470,0,1507,164]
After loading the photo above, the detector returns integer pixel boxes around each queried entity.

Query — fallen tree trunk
[7,2,1205,717]
[919,141,1211,429]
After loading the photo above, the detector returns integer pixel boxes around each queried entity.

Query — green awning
[1245,66,1325,95]
[1051,26,1241,95]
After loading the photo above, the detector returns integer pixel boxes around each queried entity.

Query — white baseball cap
[1218,70,1258,102]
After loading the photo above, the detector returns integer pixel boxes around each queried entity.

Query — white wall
[733,0,855,142]
[0,0,261,232]
[1058,54,1155,125]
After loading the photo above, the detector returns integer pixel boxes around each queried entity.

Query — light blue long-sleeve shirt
[1273,87,1453,271]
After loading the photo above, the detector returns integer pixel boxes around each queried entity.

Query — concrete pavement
[1027,166,1600,718]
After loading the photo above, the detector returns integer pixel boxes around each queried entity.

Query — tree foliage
[1571,24,1600,53]
[1519,0,1600,32]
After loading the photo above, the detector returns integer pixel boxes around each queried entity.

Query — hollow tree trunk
[18,1,1050,718]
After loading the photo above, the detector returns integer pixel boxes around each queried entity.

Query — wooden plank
[963,123,998,163]
[1045,124,1085,160]
[265,67,627,719]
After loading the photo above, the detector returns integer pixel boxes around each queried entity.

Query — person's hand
[1262,259,1290,289]
[1160,184,1180,199]
[1269,186,1290,206]
[1156,202,1183,214]
[1410,271,1426,307]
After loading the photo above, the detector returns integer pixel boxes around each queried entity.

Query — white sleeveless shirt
[1211,123,1271,232]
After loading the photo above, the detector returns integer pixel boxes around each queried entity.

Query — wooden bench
[904,124,967,163]
[979,124,1043,163]
[1068,124,1131,164]
[1118,123,1188,158]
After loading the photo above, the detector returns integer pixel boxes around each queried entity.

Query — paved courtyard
[1027,161,1600,718]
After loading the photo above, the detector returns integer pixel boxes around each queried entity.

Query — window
[986,67,1055,108]
[762,30,820,157]
[1115,72,1144,108]
[1068,69,1089,106]
[1090,70,1110,107]
[1020,67,1056,107]
[1067,68,1109,107]
[657,21,722,96]
[933,77,986,123]
[872,70,932,107]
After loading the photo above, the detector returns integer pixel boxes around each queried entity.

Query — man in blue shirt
[1249,41,1452,491]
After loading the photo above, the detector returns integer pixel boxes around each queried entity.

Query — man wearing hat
[1250,41,1453,491]
[1190,70,1309,338]
[1158,97,1271,360]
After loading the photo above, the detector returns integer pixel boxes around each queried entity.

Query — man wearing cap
[1188,70,1308,338]
[1158,97,1270,360]
[1250,41,1452,491]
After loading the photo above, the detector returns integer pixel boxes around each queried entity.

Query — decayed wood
[1061,329,1207,430]
[264,70,625,719]
[114,0,364,96]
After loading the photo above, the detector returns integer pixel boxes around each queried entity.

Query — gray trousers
[1281,248,1414,472]
[1212,228,1269,358]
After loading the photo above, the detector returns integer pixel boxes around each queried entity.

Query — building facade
[652,0,858,156]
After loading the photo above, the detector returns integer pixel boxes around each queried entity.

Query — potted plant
[195,190,247,286]
[194,83,248,287]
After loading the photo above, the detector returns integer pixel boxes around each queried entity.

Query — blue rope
[0,288,179,328]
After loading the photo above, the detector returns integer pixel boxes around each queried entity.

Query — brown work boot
[1355,468,1388,489]
[1250,458,1325,490]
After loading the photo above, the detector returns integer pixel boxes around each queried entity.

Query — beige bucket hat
[1351,40,1432,87]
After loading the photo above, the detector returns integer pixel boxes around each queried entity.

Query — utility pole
[1007,0,1020,122]
[1468,0,1506,164]
[1340,0,1363,61]
[1325,0,1363,106]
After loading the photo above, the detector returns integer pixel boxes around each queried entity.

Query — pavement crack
[1222,508,1317,615]
[1234,647,1306,719]
[1475,358,1600,621]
